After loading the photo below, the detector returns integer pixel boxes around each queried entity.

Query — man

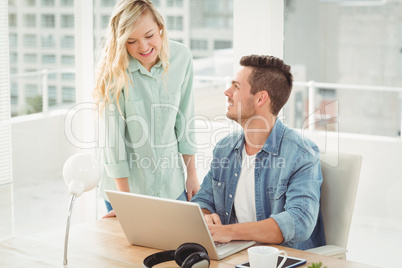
[191,55,326,250]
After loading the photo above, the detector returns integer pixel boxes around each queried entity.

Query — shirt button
[234,173,238,177]
[225,212,229,216]
[229,194,233,198]
[218,182,221,186]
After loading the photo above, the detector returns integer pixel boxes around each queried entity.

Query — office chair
[306,152,362,259]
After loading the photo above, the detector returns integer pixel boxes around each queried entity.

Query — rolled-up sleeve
[271,154,322,246]
[191,170,217,214]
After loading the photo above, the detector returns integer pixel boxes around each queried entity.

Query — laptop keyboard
[214,242,228,248]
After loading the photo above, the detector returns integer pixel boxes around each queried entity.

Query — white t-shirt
[234,147,257,223]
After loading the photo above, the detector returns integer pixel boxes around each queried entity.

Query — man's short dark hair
[240,55,293,115]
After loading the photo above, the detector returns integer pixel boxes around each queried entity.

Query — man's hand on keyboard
[205,213,232,243]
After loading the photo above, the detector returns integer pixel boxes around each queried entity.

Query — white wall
[11,111,103,233]
[11,111,77,180]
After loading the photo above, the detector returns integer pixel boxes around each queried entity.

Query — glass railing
[10,69,76,116]
[289,81,402,137]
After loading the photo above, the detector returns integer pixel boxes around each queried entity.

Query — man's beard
[226,98,255,124]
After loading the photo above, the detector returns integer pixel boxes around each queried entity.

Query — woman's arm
[114,177,130,192]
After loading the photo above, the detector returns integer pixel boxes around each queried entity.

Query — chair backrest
[320,152,362,248]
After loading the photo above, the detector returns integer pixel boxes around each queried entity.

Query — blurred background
[1,0,402,267]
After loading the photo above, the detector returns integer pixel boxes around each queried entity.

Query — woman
[93,0,199,218]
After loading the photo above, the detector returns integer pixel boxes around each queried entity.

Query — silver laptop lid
[105,190,221,260]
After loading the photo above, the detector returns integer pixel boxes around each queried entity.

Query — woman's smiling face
[126,12,162,71]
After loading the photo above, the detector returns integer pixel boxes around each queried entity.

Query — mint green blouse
[98,41,196,201]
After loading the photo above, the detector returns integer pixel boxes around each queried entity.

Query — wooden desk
[0,218,376,268]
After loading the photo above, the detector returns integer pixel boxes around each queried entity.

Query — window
[8,0,77,116]
[24,68,37,73]
[166,16,183,31]
[10,83,18,105]
[190,39,208,50]
[42,54,56,64]
[62,86,75,102]
[24,53,37,63]
[41,0,54,6]
[25,0,36,6]
[166,16,174,30]
[167,0,183,7]
[48,85,56,98]
[60,35,74,49]
[61,73,75,80]
[9,14,17,27]
[214,40,232,50]
[61,55,74,65]
[41,14,55,28]
[176,16,183,30]
[10,52,18,63]
[25,84,38,97]
[24,14,36,27]
[60,0,73,6]
[101,0,115,7]
[23,34,37,48]
[48,73,57,80]
[41,34,55,48]
[283,0,402,137]
[204,0,224,12]
[205,17,225,28]
[9,33,17,47]
[61,14,74,28]
[48,85,57,105]
[101,15,109,29]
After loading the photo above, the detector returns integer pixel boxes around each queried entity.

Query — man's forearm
[227,218,284,244]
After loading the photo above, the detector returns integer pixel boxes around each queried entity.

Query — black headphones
[143,243,210,268]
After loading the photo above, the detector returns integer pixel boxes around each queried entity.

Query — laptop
[106,190,256,260]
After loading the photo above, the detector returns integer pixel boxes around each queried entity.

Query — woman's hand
[102,210,116,219]
[186,174,200,200]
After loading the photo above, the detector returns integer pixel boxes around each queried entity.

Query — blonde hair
[93,0,170,113]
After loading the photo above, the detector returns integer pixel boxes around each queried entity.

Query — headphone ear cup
[181,252,210,268]
[174,243,208,266]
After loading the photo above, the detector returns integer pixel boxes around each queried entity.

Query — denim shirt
[191,119,326,250]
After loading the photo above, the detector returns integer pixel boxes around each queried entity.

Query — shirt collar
[234,118,285,156]
[260,118,285,155]
[128,56,163,75]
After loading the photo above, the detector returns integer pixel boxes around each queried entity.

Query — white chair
[306,152,362,259]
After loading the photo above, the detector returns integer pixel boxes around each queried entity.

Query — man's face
[224,66,256,123]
